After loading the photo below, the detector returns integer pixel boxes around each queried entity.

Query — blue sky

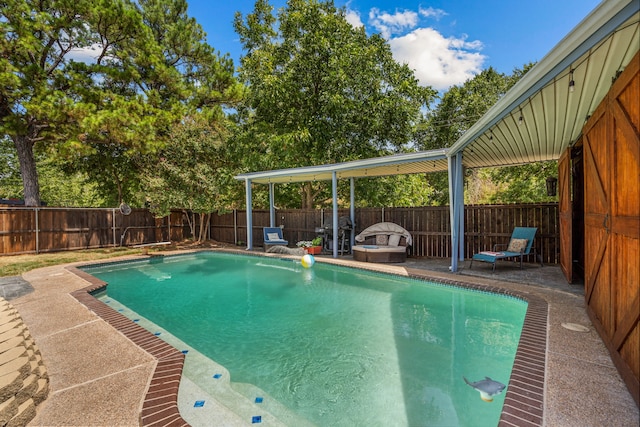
[187,0,602,90]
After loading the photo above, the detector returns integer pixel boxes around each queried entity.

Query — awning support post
[448,153,465,272]
[245,178,253,250]
[350,177,355,250]
[332,171,338,258]
[269,182,275,228]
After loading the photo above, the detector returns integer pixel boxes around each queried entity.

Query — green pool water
[83,252,526,426]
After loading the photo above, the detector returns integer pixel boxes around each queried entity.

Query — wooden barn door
[558,147,573,282]
[583,51,639,406]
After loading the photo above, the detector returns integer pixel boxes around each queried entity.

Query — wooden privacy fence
[1,204,558,262]
[0,207,190,255]
[210,203,559,264]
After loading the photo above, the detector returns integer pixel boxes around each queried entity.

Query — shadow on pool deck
[405,256,585,296]
[5,251,639,426]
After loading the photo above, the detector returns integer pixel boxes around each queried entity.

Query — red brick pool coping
[66,254,548,427]
[67,266,189,427]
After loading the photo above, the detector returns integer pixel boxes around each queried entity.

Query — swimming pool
[82,252,527,426]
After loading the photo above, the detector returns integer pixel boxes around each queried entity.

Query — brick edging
[67,266,189,427]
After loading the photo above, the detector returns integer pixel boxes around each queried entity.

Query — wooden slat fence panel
[209,211,237,245]
[465,204,558,264]
[2,204,559,262]
[0,207,189,254]
[0,209,36,254]
[210,203,559,263]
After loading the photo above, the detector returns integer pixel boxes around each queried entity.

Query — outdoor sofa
[352,222,412,263]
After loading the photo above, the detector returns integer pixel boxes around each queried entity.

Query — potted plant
[296,236,323,254]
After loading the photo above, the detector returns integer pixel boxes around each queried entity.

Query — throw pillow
[375,234,389,245]
[267,233,281,241]
[388,234,401,246]
[506,238,528,253]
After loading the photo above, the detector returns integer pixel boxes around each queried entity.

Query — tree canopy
[141,114,243,241]
[1,0,560,214]
[414,63,557,204]
[1,0,242,206]
[233,0,437,208]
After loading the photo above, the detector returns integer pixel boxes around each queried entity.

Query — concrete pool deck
[5,249,639,426]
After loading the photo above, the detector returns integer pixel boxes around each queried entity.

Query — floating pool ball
[301,254,315,268]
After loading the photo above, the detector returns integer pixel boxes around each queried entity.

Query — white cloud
[68,46,101,64]
[345,9,364,28]
[389,28,485,91]
[369,8,419,39]
[419,6,447,20]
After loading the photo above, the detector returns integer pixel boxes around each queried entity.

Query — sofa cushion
[375,235,388,245]
[388,234,401,246]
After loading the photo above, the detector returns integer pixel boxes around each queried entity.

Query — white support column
[457,161,465,262]
[448,156,460,272]
[269,182,275,227]
[332,171,338,258]
[350,177,355,250]
[448,153,465,272]
[245,178,253,250]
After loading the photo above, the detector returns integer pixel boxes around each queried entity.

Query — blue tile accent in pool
[154,332,161,336]
[181,350,189,354]
[252,415,262,423]
[133,319,140,322]
[194,400,205,408]
[213,374,222,379]
[255,397,263,403]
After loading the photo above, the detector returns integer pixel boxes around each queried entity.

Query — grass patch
[0,248,145,277]
[0,240,228,277]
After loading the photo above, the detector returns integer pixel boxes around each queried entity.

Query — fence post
[233,209,237,245]
[35,207,39,254]
[112,208,117,247]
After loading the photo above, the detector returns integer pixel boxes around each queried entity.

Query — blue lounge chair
[469,227,543,271]
[263,227,288,251]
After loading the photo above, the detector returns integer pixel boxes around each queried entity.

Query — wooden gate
[583,51,639,405]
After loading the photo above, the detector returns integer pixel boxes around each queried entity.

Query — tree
[58,141,144,206]
[419,67,515,150]
[487,162,558,203]
[141,115,244,242]
[416,64,553,204]
[1,135,105,206]
[1,0,243,206]
[59,0,243,207]
[1,0,143,206]
[233,0,436,208]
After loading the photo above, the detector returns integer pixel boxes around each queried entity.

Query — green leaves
[418,63,554,204]
[141,114,242,217]
[2,0,242,206]
[234,0,436,208]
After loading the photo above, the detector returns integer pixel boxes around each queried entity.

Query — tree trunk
[197,212,210,243]
[301,182,313,209]
[183,209,195,238]
[13,135,40,206]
